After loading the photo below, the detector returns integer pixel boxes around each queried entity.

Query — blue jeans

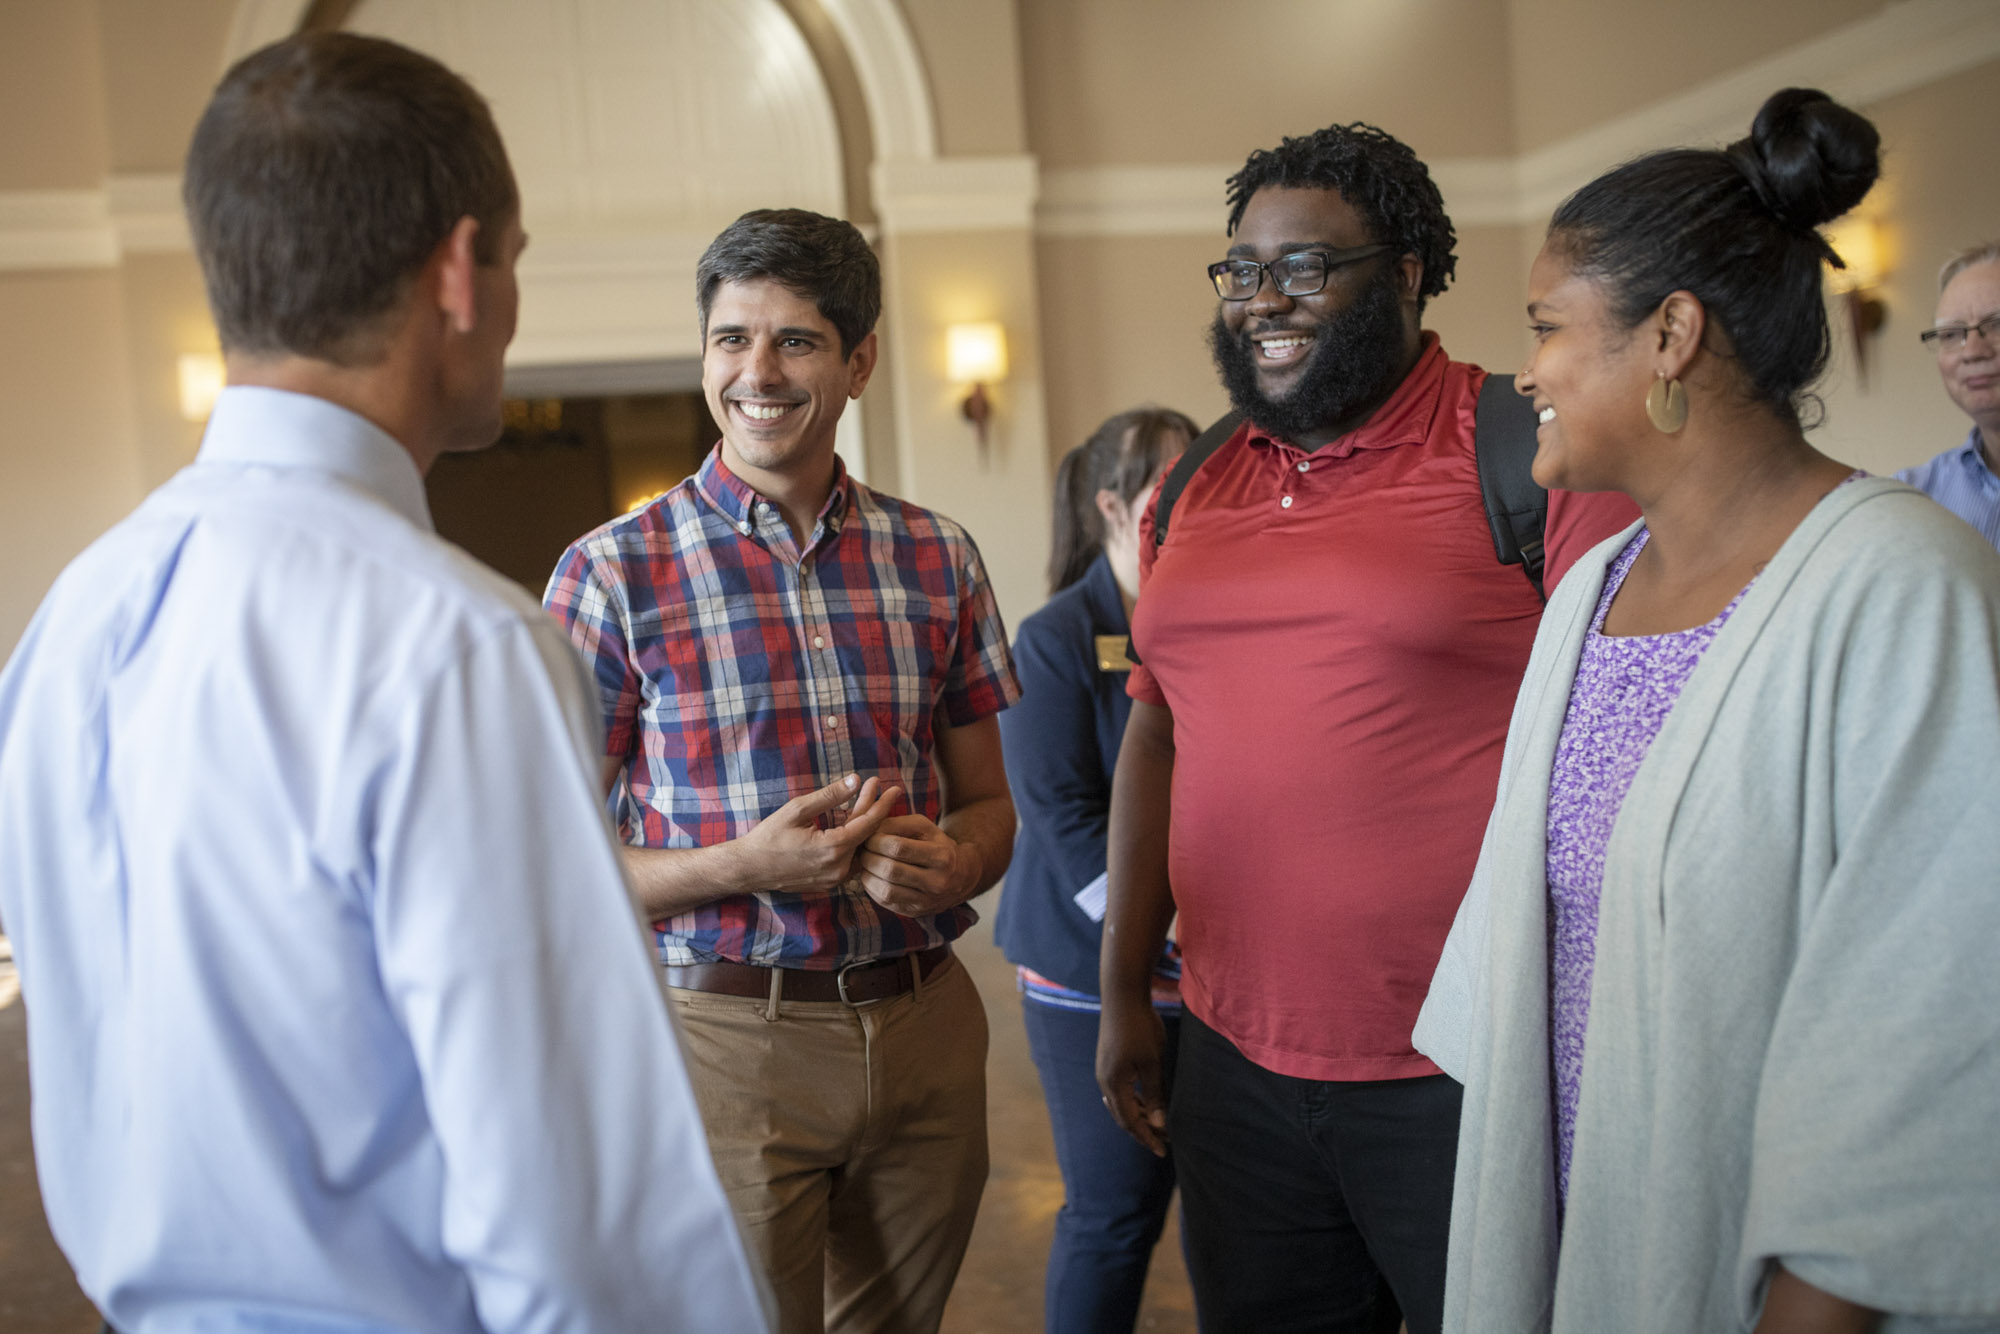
[1020,996,1181,1334]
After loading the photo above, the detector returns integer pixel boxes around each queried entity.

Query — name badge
[1095,635,1136,673]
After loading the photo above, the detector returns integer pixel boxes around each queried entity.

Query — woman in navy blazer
[996,407,1196,1334]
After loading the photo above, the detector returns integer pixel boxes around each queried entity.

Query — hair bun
[1731,87,1881,231]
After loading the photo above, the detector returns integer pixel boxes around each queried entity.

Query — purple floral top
[1544,529,1747,1208]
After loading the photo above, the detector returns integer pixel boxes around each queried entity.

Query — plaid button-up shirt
[545,447,1019,968]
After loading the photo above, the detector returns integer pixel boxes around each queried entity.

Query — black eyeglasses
[1207,244,1394,301]
[1919,313,2000,353]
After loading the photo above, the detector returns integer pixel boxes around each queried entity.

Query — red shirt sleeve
[1544,488,1641,591]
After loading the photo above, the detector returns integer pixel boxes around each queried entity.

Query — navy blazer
[993,553,1134,995]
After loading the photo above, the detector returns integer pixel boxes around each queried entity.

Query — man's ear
[434,216,483,335]
[1396,253,1424,301]
[845,330,879,399]
[1654,289,1707,381]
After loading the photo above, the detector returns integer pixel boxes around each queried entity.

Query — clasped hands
[734,773,978,918]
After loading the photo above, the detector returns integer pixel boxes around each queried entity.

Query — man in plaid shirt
[545,208,1019,1334]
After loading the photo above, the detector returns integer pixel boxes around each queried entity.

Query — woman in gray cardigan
[1415,89,2000,1334]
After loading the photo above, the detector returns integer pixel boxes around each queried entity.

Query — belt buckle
[836,957,891,1006]
[836,959,867,1006]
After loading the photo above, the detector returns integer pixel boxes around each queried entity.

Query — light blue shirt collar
[1956,427,2000,491]
[197,385,435,531]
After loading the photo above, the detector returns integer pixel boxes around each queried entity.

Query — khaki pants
[669,955,989,1334]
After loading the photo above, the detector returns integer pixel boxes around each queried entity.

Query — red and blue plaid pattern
[545,446,1019,969]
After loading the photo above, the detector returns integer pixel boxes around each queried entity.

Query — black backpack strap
[1128,409,1242,667]
[1473,373,1548,602]
[1152,410,1244,550]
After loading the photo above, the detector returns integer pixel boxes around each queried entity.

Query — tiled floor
[0,910,1194,1333]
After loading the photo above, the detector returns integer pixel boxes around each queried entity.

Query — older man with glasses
[1903,242,2000,549]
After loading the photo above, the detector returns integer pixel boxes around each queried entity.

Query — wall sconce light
[946,321,1008,456]
[177,352,225,423]
[1823,215,1888,387]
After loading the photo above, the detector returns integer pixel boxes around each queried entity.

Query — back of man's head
[184,32,517,367]
[696,209,881,358]
[1226,123,1458,313]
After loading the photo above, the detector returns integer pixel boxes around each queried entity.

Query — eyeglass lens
[1212,253,1331,300]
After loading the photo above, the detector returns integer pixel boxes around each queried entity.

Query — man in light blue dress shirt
[1901,241,2000,550]
[0,33,768,1334]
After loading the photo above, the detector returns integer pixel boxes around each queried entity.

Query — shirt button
[1280,495,1294,508]
[1297,461,1310,473]
[825,715,840,729]
[737,521,752,536]
[813,635,825,649]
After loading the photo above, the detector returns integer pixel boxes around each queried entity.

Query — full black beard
[1208,264,1411,444]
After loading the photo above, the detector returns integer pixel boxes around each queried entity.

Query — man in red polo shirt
[1096,124,1635,1334]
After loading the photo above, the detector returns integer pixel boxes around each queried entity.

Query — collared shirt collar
[1244,331,1449,461]
[195,386,434,531]
[692,444,851,541]
[1956,427,2000,489]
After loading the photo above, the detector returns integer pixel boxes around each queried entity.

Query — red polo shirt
[1128,336,1635,1080]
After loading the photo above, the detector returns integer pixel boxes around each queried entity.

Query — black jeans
[1169,1011,1463,1334]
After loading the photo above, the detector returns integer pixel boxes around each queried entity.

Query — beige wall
[98,0,237,171]
[0,271,147,648]
[1018,0,1517,167]
[0,1,111,188]
[1506,0,1881,150]
[898,0,1029,155]
[877,226,1051,630]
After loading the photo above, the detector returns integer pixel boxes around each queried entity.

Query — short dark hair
[1047,407,1197,594]
[1547,87,1880,428]
[183,32,517,364]
[1225,123,1457,312]
[696,209,881,358]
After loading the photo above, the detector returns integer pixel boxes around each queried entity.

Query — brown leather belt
[665,944,954,1005]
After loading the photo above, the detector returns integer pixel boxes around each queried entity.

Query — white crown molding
[0,191,119,271]
[106,173,191,253]
[872,155,1038,236]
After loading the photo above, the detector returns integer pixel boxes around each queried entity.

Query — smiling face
[1934,259,2000,440]
[1515,244,1656,492]
[1209,185,1422,446]
[701,276,876,487]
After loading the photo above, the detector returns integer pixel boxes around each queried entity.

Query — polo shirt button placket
[1281,495,1294,509]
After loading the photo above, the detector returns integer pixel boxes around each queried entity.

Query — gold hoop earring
[1645,376,1688,434]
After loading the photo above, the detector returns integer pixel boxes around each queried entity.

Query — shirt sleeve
[940,530,1021,726]
[367,616,771,1332]
[1125,483,1167,707]
[542,542,642,761]
[996,612,1112,902]
[1542,488,1641,593]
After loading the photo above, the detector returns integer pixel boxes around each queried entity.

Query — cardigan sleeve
[1737,517,2000,1323]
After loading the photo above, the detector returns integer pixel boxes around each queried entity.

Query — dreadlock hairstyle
[1545,87,1880,428]
[1224,122,1457,312]
[1047,407,1199,594]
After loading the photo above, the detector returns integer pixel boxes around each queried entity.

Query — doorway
[425,391,721,594]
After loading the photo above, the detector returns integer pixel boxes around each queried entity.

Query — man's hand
[732,774,904,895]
[1097,995,1169,1156]
[855,814,979,917]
